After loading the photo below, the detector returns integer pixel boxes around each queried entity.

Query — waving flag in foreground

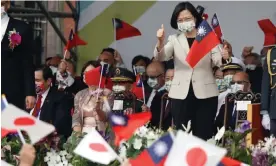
[112,18,141,40]
[74,128,119,165]
[1,104,55,144]
[110,112,152,146]
[65,29,87,50]
[165,131,226,166]
[129,132,174,166]
[186,20,221,68]
[211,13,223,41]
[1,95,17,138]
[217,157,250,166]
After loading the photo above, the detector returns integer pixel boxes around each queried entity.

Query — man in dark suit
[1,1,35,110]
[31,66,73,138]
[261,46,276,136]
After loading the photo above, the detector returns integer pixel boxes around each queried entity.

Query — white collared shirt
[1,14,10,42]
[146,86,166,108]
[30,88,50,120]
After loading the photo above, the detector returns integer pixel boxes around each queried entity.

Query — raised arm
[153,24,174,61]
[211,44,232,67]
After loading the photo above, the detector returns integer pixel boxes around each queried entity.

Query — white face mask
[49,66,58,74]
[147,78,159,89]
[246,64,256,70]
[177,20,195,33]
[100,61,110,67]
[112,85,126,93]
[224,75,233,88]
[165,80,172,92]
[230,83,244,93]
[1,6,6,18]
[135,66,146,74]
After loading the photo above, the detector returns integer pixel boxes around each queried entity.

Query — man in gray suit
[261,46,276,136]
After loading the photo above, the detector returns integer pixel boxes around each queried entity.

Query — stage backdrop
[77,1,276,72]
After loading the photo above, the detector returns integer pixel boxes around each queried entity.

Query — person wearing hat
[111,67,143,115]
[261,46,276,136]
[214,58,246,131]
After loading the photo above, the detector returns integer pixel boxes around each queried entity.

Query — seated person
[215,71,251,130]
[72,61,112,134]
[110,67,143,114]
[31,66,73,138]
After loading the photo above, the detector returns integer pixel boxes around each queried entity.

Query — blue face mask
[216,79,228,92]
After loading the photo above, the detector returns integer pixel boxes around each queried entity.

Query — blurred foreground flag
[217,157,250,166]
[129,132,174,166]
[110,111,152,146]
[1,104,55,144]
[112,18,141,40]
[165,130,227,166]
[74,128,118,165]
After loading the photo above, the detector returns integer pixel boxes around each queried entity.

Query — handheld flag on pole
[211,13,223,42]
[63,29,87,58]
[186,20,221,68]
[112,18,142,41]
[132,66,145,104]
[1,95,17,138]
[110,112,152,146]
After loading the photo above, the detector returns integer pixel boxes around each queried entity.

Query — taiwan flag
[65,29,87,50]
[186,20,221,68]
[112,18,141,40]
[132,74,144,101]
[211,13,223,40]
[217,157,249,166]
[110,112,152,146]
[129,132,174,166]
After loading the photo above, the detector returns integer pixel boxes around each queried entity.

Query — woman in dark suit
[153,2,230,140]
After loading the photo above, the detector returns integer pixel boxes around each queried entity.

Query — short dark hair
[101,47,115,56]
[132,55,151,67]
[35,65,53,81]
[80,60,101,78]
[170,1,203,29]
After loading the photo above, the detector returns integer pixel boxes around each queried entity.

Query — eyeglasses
[230,80,249,85]
[148,73,163,79]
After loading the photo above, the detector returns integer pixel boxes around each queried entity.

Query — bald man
[145,62,168,129]
[215,72,251,131]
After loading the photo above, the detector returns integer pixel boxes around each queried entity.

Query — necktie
[32,95,42,117]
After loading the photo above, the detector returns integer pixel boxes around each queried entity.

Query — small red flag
[65,29,87,50]
[84,66,113,90]
[132,74,144,100]
[112,18,141,40]
[186,20,221,68]
[211,13,223,40]
[110,112,152,146]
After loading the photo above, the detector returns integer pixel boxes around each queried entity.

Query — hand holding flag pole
[2,95,26,144]
[132,66,146,104]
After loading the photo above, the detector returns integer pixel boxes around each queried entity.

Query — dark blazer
[1,17,35,109]
[39,87,73,138]
[149,90,172,130]
[246,66,263,94]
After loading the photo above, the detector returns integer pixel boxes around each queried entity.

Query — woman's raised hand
[157,24,165,43]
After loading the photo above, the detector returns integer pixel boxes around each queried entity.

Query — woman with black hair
[153,1,230,140]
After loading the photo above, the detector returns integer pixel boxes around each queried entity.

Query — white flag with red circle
[74,128,119,165]
[165,130,227,166]
[1,104,55,144]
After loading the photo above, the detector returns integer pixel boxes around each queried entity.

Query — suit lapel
[1,18,14,51]
[177,33,190,55]
[40,90,52,121]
